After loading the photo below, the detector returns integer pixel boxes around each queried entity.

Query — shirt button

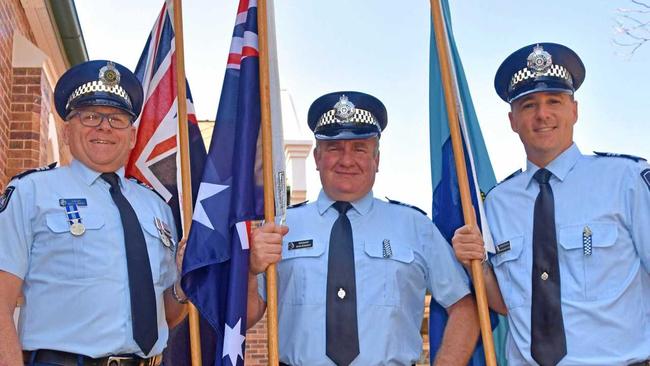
[541,272,549,281]
[337,288,346,299]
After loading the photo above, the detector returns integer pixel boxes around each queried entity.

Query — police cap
[54,60,143,120]
[494,42,585,103]
[308,91,387,140]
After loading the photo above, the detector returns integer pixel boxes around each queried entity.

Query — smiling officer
[0,60,187,366]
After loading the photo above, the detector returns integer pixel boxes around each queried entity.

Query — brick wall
[7,67,50,179]
[0,0,36,186]
[245,313,268,365]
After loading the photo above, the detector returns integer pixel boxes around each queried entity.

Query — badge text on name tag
[288,239,313,250]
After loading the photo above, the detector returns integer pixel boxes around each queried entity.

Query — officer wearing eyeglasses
[0,60,188,366]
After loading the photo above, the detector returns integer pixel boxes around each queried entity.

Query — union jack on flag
[126,0,207,237]
[181,0,272,365]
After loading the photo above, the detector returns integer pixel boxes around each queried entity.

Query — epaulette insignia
[594,151,647,162]
[12,162,57,180]
[288,200,308,209]
[385,197,427,216]
[128,178,166,201]
[0,186,16,213]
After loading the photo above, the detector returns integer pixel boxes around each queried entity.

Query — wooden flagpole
[171,0,203,365]
[257,0,280,364]
[429,1,497,365]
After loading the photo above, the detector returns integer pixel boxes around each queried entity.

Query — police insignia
[642,169,650,192]
[0,186,15,213]
[99,61,120,86]
[527,44,553,75]
[333,95,356,121]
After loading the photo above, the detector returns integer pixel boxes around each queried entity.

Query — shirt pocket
[277,240,326,305]
[43,212,106,279]
[558,222,619,300]
[362,240,415,307]
[491,235,526,309]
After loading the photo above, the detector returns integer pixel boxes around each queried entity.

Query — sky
[76,0,650,214]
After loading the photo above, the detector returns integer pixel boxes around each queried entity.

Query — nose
[338,147,355,166]
[96,115,112,130]
[535,103,552,121]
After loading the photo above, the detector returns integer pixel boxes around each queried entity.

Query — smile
[90,139,115,145]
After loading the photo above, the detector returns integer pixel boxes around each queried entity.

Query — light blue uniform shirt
[487,144,650,365]
[259,190,470,365]
[0,160,178,357]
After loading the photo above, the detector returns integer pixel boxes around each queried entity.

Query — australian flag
[181,0,264,365]
[126,1,214,364]
[428,0,507,365]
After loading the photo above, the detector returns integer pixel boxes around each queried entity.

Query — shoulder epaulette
[385,197,427,216]
[128,177,166,201]
[12,162,57,180]
[288,200,308,209]
[486,169,522,196]
[594,151,646,162]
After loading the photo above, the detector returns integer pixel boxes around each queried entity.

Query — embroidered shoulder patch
[128,177,166,201]
[0,186,15,213]
[642,169,650,192]
[386,197,427,216]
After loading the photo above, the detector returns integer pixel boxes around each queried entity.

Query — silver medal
[70,222,86,236]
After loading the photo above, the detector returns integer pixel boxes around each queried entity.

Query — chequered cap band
[316,108,380,130]
[66,81,132,111]
[509,64,573,91]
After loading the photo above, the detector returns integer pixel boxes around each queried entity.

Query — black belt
[23,350,161,366]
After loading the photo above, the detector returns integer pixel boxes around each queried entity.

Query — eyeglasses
[70,111,133,129]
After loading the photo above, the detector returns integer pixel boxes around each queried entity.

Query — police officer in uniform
[247,91,479,365]
[0,60,188,365]
[452,43,650,365]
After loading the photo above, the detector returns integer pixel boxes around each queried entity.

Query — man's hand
[176,237,187,275]
[249,222,288,275]
[452,225,486,268]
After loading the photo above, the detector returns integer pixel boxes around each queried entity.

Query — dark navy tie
[326,201,359,366]
[101,173,158,355]
[531,168,566,366]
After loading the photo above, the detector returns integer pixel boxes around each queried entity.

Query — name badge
[496,241,511,254]
[288,239,313,250]
[59,198,88,207]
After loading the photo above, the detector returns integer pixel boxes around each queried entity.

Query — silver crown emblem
[333,95,356,121]
[99,62,120,87]
[527,45,553,75]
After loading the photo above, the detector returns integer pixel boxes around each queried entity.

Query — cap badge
[99,61,121,87]
[333,95,356,121]
[527,44,553,75]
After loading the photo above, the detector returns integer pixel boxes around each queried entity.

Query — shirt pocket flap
[491,235,524,267]
[364,240,414,263]
[559,222,617,250]
[282,238,325,260]
[45,212,105,233]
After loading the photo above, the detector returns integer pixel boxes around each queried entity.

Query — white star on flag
[223,318,246,365]
[193,182,228,230]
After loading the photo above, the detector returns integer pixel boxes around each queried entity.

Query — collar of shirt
[70,159,127,189]
[523,143,582,188]
[316,189,374,217]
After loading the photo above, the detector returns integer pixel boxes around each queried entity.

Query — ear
[572,99,578,126]
[128,126,137,149]
[374,150,380,172]
[508,111,518,133]
[313,147,320,171]
[62,122,71,145]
